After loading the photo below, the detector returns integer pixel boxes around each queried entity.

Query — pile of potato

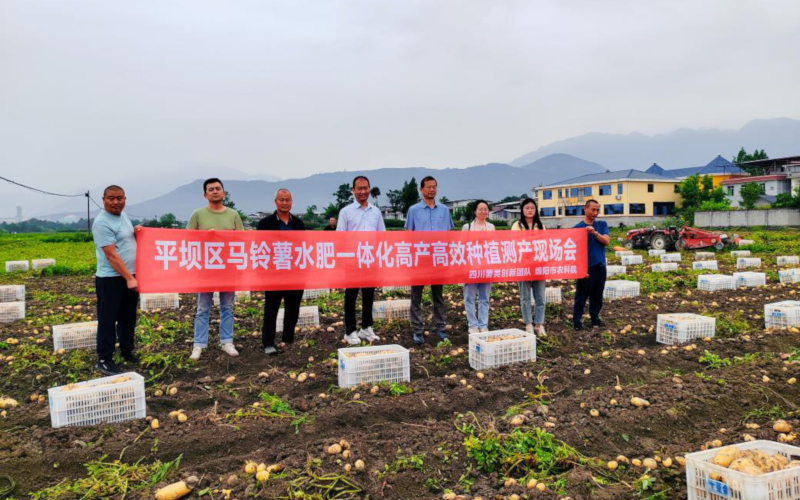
[485,334,524,343]
[711,446,800,476]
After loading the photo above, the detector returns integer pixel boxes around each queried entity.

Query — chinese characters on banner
[135,227,588,293]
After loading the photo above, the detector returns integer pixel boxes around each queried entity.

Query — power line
[0,175,85,197]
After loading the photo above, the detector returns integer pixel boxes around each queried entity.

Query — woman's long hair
[518,198,544,230]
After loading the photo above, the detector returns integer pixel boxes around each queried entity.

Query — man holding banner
[187,178,244,361]
[338,176,385,345]
[405,176,454,345]
[257,188,306,355]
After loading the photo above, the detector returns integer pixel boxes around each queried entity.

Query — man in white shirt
[337,175,386,344]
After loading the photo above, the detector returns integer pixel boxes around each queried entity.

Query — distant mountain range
[511,118,800,169]
[37,117,799,221]
[124,156,605,220]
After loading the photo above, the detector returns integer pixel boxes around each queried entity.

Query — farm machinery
[623,226,731,251]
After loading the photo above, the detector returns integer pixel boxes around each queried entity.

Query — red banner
[135,227,588,293]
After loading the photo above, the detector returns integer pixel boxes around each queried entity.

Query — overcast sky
[1,0,799,216]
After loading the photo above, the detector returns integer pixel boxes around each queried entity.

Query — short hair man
[187,178,244,361]
[404,176,454,345]
[572,199,610,330]
[338,176,386,345]
[92,185,139,375]
[324,217,337,231]
[257,188,306,354]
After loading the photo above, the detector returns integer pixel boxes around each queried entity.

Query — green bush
[384,219,406,228]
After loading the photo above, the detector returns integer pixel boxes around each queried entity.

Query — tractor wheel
[651,234,668,250]
[623,240,634,250]
[714,241,725,251]
[675,239,686,251]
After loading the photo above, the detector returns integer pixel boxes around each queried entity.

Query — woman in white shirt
[511,198,547,335]
[462,200,495,334]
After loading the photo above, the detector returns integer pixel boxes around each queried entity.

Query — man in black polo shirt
[323,217,337,231]
[257,188,305,355]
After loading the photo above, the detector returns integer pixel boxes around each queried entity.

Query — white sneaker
[468,327,479,335]
[221,343,239,357]
[525,324,534,334]
[357,327,380,342]
[344,332,361,345]
[190,346,204,361]
[479,327,489,333]
[534,325,547,336]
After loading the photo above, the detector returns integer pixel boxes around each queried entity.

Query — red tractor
[623,226,730,251]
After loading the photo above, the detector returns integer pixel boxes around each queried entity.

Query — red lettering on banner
[135,228,588,293]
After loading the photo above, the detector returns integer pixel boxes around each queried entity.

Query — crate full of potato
[469,328,536,370]
[48,372,146,428]
[685,440,800,500]
[338,344,409,388]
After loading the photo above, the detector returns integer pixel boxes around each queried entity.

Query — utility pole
[86,191,90,233]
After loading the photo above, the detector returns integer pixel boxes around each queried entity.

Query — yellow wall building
[534,170,682,218]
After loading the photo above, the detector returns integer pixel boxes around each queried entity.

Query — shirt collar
[274,211,293,223]
[350,201,373,212]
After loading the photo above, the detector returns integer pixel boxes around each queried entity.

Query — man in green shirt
[187,178,244,361]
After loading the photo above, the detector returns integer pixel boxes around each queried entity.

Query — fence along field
[2,229,800,499]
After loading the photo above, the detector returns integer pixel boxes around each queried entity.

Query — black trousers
[344,287,375,334]
[262,290,304,347]
[96,276,139,361]
[573,265,607,327]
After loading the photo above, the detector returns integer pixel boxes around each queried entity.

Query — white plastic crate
[685,440,800,500]
[615,250,634,257]
[621,255,643,266]
[652,263,679,273]
[469,328,536,370]
[545,287,562,303]
[0,301,25,323]
[373,299,412,320]
[661,253,682,263]
[606,265,626,277]
[697,275,735,292]
[52,321,98,352]
[381,286,411,293]
[656,313,716,345]
[695,252,715,261]
[337,344,410,388]
[778,256,800,266]
[734,271,767,288]
[603,280,640,300]
[0,285,25,302]
[139,293,180,312]
[738,239,755,246]
[48,372,146,428]
[302,288,331,300]
[5,260,29,272]
[779,269,800,284]
[692,260,718,271]
[731,250,751,258]
[212,291,251,306]
[649,249,666,256]
[276,305,320,332]
[765,301,800,329]
[32,258,56,270]
[737,257,762,269]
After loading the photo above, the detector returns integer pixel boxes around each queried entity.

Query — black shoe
[573,323,584,332]
[591,319,604,328]
[412,333,425,345]
[122,352,139,364]
[97,359,121,376]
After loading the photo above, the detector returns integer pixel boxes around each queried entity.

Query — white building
[721,174,792,207]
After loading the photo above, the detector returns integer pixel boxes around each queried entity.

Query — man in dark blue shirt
[572,199,610,330]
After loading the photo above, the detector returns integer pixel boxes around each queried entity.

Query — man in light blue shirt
[338,175,386,345]
[404,176,454,345]
[92,185,139,375]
